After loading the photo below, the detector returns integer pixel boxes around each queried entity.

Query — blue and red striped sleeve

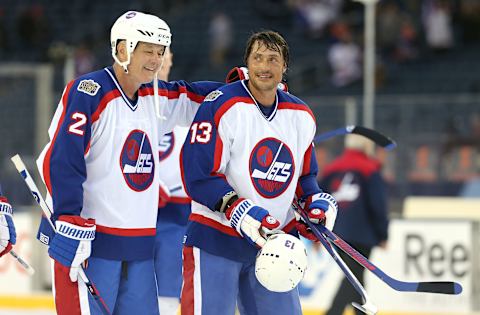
[180,95,233,211]
[296,143,322,198]
[42,80,101,221]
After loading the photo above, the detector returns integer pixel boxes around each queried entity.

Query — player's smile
[144,65,157,72]
[255,72,273,80]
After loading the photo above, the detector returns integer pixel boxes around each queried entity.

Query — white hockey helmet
[255,233,308,292]
[110,11,172,72]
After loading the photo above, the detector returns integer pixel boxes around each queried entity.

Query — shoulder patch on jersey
[77,79,101,96]
[204,90,223,102]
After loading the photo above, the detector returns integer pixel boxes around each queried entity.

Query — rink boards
[0,198,478,314]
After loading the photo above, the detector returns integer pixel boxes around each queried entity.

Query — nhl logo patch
[77,79,101,96]
[204,90,223,102]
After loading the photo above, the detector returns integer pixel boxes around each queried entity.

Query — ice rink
[0,311,54,315]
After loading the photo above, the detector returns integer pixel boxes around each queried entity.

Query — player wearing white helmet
[35,11,221,315]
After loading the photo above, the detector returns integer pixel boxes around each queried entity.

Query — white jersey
[182,80,321,262]
[158,126,189,200]
[36,66,220,260]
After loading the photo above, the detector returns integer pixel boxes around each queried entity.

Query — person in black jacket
[321,134,389,315]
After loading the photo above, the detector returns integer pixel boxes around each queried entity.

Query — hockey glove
[48,215,95,282]
[0,197,16,257]
[225,66,248,83]
[225,66,289,92]
[296,193,338,240]
[226,198,280,248]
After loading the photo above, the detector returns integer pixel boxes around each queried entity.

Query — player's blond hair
[345,134,375,155]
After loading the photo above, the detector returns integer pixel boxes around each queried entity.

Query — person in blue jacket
[321,134,389,315]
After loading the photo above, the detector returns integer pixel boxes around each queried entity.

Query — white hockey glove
[0,197,16,257]
[48,215,95,282]
[225,198,280,248]
[225,66,289,92]
[296,193,338,240]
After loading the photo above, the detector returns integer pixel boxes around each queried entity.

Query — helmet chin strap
[154,58,166,120]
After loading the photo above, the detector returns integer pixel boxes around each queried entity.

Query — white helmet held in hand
[110,11,172,72]
[255,233,308,292]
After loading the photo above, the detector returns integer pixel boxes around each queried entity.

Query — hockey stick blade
[315,223,463,295]
[316,232,377,314]
[314,125,397,150]
[292,201,377,314]
[11,154,112,315]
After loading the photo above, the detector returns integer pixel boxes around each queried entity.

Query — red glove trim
[58,215,95,228]
[225,197,246,220]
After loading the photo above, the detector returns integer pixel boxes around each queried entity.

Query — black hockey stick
[11,155,112,315]
[292,201,378,314]
[314,125,396,150]
[317,223,462,294]
[293,200,463,295]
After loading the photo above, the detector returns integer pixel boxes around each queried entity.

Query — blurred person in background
[0,7,9,57]
[0,183,16,259]
[422,0,454,52]
[321,134,389,315]
[289,0,343,39]
[209,11,233,68]
[153,47,191,315]
[74,39,97,77]
[377,0,403,58]
[16,4,51,60]
[393,18,419,63]
[327,21,362,87]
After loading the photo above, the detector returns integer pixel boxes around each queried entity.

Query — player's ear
[116,41,128,62]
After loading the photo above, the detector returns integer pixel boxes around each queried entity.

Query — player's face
[129,42,166,84]
[246,41,286,93]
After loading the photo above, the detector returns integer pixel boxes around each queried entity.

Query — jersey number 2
[190,122,212,144]
[68,112,87,136]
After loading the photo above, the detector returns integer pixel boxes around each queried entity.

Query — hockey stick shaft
[313,224,377,314]
[314,125,397,150]
[11,155,111,315]
[9,250,35,275]
[312,220,462,295]
[294,204,377,314]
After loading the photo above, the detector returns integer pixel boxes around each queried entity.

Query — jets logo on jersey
[158,131,175,161]
[249,138,295,198]
[120,129,155,191]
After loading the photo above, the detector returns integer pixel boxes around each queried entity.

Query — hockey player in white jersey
[153,47,191,315]
[181,30,338,315]
[155,126,191,315]
[35,11,221,315]
[0,184,16,259]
